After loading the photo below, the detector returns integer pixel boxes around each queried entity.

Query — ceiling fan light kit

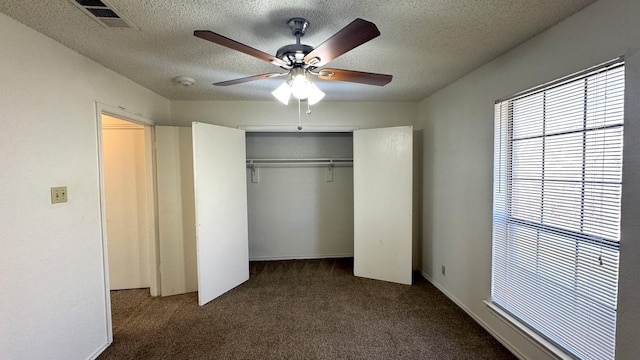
[271,77,326,106]
[194,17,392,106]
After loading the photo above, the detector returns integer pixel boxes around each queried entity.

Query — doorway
[98,107,160,299]
[101,115,150,290]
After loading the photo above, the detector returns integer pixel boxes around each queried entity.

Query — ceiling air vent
[70,0,135,29]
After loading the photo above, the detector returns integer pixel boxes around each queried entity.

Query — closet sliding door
[353,126,413,285]
[192,122,249,305]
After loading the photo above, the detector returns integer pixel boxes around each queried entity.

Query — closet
[246,132,354,260]
[155,123,413,305]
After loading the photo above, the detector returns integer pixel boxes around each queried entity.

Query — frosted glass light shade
[308,83,325,105]
[271,82,291,105]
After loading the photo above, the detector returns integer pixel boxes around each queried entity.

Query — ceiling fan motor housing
[276,44,314,67]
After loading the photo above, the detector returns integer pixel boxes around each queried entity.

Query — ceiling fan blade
[317,68,392,86]
[213,73,286,86]
[304,18,380,67]
[194,30,289,68]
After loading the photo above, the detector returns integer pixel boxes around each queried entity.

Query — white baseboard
[249,253,354,261]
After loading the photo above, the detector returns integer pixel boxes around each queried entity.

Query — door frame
[95,102,161,342]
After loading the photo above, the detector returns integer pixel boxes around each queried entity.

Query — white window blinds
[492,59,624,360]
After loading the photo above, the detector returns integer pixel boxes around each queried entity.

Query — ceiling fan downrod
[287,17,308,44]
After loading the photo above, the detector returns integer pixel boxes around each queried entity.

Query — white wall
[170,100,417,129]
[155,126,197,296]
[102,117,150,290]
[246,133,354,260]
[0,13,170,360]
[416,0,640,358]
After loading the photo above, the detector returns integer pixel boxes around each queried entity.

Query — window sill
[484,300,576,360]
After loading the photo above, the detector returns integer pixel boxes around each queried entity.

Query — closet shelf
[246,158,353,168]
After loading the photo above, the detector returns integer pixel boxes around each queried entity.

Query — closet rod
[246,158,353,168]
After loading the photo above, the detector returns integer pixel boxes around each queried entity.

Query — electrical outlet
[441,265,446,276]
[51,186,67,204]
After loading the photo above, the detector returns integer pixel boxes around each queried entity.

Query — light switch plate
[51,186,67,204]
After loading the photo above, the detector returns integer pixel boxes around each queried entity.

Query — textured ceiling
[0,0,597,102]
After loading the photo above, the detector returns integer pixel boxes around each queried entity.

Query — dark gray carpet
[98,258,515,359]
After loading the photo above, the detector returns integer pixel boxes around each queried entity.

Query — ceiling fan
[193,17,392,104]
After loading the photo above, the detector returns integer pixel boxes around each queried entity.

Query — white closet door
[353,126,413,285]
[192,122,249,306]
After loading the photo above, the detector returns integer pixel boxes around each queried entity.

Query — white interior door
[192,122,249,306]
[353,126,413,285]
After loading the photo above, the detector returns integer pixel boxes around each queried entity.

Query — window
[492,58,624,360]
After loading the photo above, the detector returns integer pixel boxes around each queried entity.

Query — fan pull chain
[297,98,302,131]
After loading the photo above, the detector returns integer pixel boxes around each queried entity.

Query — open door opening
[245,132,355,261]
[244,126,412,285]
[101,115,158,293]
[97,104,162,344]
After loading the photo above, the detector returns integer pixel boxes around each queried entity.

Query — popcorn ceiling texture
[0,0,596,102]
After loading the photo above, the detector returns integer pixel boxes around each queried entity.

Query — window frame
[491,57,625,360]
